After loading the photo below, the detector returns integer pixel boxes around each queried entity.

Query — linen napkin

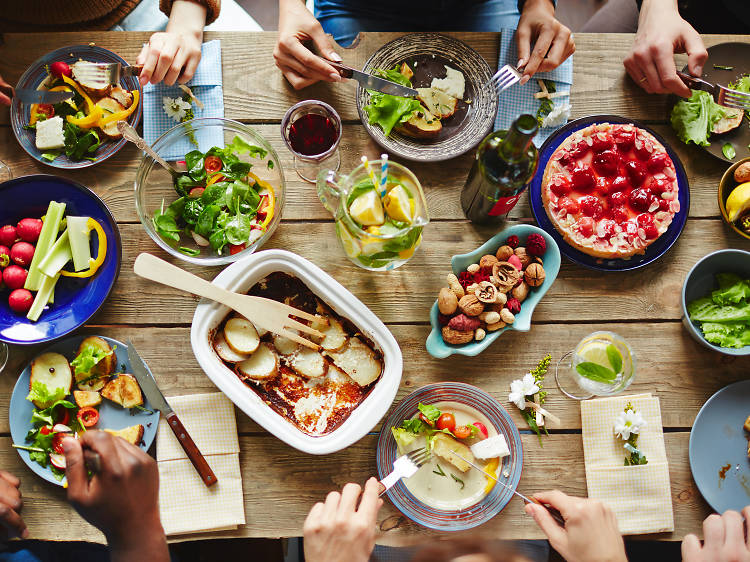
[580,393,674,535]
[143,40,224,160]
[156,392,245,536]
[495,29,573,146]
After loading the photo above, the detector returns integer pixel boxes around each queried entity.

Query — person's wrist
[105,510,164,549]
[523,0,555,15]
[167,0,207,37]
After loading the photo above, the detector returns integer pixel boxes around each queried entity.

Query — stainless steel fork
[677,71,750,111]
[486,64,522,96]
[72,62,143,87]
[379,447,430,496]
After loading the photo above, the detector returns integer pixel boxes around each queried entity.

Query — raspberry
[457,271,474,290]
[438,313,452,326]
[643,224,658,239]
[659,199,670,211]
[579,195,604,219]
[608,191,628,207]
[473,270,490,284]
[506,235,520,248]
[576,217,595,237]
[636,213,653,227]
[526,233,546,256]
[506,298,521,314]
[610,206,628,224]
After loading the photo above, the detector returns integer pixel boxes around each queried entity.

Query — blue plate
[425,224,560,358]
[0,175,121,345]
[689,380,750,513]
[529,115,690,271]
[10,45,142,169]
[9,336,160,486]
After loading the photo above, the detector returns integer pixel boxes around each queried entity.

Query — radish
[3,265,27,290]
[49,61,71,80]
[10,241,34,267]
[188,187,205,198]
[16,218,43,244]
[191,231,209,247]
[52,423,72,434]
[49,453,66,470]
[8,289,33,314]
[0,245,9,268]
[0,225,16,247]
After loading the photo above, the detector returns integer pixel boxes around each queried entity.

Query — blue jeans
[315,0,521,46]
[0,542,110,562]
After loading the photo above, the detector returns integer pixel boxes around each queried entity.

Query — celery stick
[67,216,92,272]
[38,229,72,278]
[27,272,61,322]
[25,201,66,291]
[48,282,55,305]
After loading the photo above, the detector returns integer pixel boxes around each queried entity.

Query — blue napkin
[143,40,224,160]
[494,30,573,146]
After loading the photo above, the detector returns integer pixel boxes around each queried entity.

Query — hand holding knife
[326,60,418,97]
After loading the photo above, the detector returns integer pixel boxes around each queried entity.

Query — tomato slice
[204,155,222,174]
[436,413,456,433]
[54,405,70,426]
[473,422,489,439]
[40,426,52,436]
[36,104,55,119]
[51,432,67,454]
[418,413,435,427]
[453,425,472,439]
[229,243,246,255]
[77,407,99,428]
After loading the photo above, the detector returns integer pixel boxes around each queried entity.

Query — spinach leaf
[164,197,186,219]
[226,180,260,213]
[224,204,253,245]
[201,181,230,205]
[195,204,221,238]
[209,228,228,254]
[185,150,206,181]
[178,247,201,256]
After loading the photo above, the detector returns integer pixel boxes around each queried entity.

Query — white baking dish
[190,249,403,454]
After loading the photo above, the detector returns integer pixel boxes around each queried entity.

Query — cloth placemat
[143,39,224,160]
[495,29,573,146]
[580,393,674,535]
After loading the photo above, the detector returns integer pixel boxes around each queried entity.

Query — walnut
[491,261,522,293]
[486,321,506,332]
[495,245,514,261]
[515,247,532,269]
[524,263,546,287]
[438,287,458,315]
[442,326,474,345]
[467,263,480,273]
[479,311,501,325]
[474,328,486,341]
[500,309,515,324]
[475,281,498,304]
[446,273,465,298]
[448,314,481,331]
[458,294,484,316]
[479,254,499,271]
[512,282,530,303]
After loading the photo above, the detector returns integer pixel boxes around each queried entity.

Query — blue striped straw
[378,154,389,196]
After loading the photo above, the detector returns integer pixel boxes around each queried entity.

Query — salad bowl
[425,225,560,359]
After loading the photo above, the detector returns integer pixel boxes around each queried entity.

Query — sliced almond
[223,317,260,354]
[289,347,328,378]
[236,343,278,381]
[273,332,300,355]
[313,316,348,351]
[326,337,382,387]
[213,331,250,363]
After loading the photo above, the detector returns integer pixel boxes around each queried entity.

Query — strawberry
[598,219,616,238]
[629,188,652,213]
[659,198,670,211]
[576,217,595,237]
[636,213,653,227]
[624,220,639,236]
[646,152,669,173]
[634,138,653,161]
[608,191,628,207]
[579,195,604,219]
[570,166,596,191]
[625,160,647,186]
[558,196,580,215]
[610,206,629,224]
[610,176,631,193]
[591,134,614,153]
[643,224,658,239]
[592,150,619,177]
[569,140,590,159]
[595,176,612,195]
[550,177,572,197]
[613,129,635,151]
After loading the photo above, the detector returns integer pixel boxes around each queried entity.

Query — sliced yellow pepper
[97,90,139,126]
[206,172,225,187]
[248,172,276,228]
[61,75,95,113]
[483,457,501,495]
[67,105,102,129]
[60,219,107,279]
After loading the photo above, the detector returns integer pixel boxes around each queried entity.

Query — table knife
[327,60,418,97]
[452,451,565,526]
[15,88,74,104]
[126,341,218,487]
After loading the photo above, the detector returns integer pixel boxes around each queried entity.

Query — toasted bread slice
[224,317,260,354]
[313,316,347,351]
[416,87,458,119]
[399,62,414,81]
[73,390,102,408]
[74,336,115,392]
[96,97,125,140]
[713,107,744,134]
[101,374,143,408]
[432,433,475,472]
[289,347,328,378]
[236,343,278,381]
[71,62,111,98]
[744,415,750,433]
[29,352,72,408]
[326,337,382,387]
[106,424,144,446]
[396,107,442,139]
[109,86,133,109]
[273,332,300,356]
[213,331,250,363]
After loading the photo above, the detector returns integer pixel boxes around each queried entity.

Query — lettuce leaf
[71,343,113,376]
[26,381,66,410]
[712,279,750,305]
[701,322,750,348]
[730,75,750,94]
[417,402,441,423]
[688,298,750,323]
[670,90,725,146]
[363,66,422,136]
[391,427,419,452]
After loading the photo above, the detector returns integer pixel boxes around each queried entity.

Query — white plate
[190,249,403,454]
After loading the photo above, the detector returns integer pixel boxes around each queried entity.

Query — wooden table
[0,31,747,545]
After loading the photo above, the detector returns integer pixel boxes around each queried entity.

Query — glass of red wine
[281,100,342,183]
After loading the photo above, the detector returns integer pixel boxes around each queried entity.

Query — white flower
[508,373,540,410]
[163,96,192,122]
[614,409,647,441]
[542,103,571,128]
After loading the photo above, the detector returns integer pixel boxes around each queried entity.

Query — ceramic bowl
[425,224,560,358]
[718,157,750,241]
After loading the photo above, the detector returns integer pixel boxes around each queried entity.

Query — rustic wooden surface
[0,31,748,545]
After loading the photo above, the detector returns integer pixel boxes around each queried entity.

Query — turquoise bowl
[425,224,560,358]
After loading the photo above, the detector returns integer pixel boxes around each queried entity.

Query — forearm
[518,0,556,14]
[108,525,169,562]
[166,0,208,36]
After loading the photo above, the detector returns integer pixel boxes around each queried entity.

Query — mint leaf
[576,362,616,383]
[606,344,623,374]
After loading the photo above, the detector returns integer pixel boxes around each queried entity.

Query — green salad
[687,273,750,348]
[362,67,422,136]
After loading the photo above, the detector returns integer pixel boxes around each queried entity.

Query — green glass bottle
[460,114,539,224]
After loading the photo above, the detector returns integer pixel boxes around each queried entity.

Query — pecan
[524,263,546,287]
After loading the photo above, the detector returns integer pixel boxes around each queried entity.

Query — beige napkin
[580,393,674,535]
[156,392,245,536]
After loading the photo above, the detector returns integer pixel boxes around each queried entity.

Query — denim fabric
[0,541,109,562]
[315,0,520,46]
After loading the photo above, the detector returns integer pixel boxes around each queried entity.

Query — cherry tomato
[229,243,246,255]
[453,425,472,439]
[418,413,435,427]
[436,413,456,433]
[77,407,99,428]
[188,187,205,198]
[36,104,55,119]
[53,405,70,426]
[204,155,222,174]
[473,422,489,439]
[40,426,52,435]
[51,432,67,454]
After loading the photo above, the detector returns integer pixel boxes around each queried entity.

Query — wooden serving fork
[133,253,323,349]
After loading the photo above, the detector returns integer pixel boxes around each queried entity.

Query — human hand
[137,0,205,85]
[302,477,383,562]
[274,0,342,90]
[516,0,574,85]
[0,471,27,540]
[525,490,627,562]
[63,431,168,561]
[682,509,750,562]
[623,0,707,97]
[0,74,13,106]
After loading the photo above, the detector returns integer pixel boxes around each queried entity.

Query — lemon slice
[336,222,361,258]
[349,189,384,226]
[726,182,750,222]
[383,184,414,223]
[577,341,611,369]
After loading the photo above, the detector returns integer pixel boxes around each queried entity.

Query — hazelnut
[467,263,480,274]
[438,287,458,315]
[515,247,532,269]
[524,263,546,287]
[500,309,515,324]
[512,282,530,303]
[496,292,508,306]
[475,281,498,304]
[446,273,465,298]
[486,321,506,332]
[448,314,481,332]
[479,311,501,325]
[442,326,474,345]
[458,294,484,316]
[479,254,499,270]
[491,261,522,293]
[495,245,514,261]
[474,328,486,341]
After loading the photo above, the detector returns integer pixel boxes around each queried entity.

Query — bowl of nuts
[425,224,560,358]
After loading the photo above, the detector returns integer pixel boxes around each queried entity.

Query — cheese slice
[470,434,510,460]
[430,66,466,100]
[35,116,65,150]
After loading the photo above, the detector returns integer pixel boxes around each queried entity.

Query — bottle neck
[498,114,537,161]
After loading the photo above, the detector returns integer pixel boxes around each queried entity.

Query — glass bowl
[135,118,286,266]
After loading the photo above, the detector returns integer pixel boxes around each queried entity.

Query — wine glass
[0,158,11,372]
[281,100,342,183]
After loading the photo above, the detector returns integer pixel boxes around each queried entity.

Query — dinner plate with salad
[9,335,159,486]
[10,44,142,169]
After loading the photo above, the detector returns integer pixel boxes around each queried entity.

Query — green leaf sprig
[576,344,623,383]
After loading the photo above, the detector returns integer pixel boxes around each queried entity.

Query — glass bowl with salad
[135,118,285,266]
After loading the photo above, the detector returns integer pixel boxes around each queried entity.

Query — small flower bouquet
[508,354,559,445]
[614,402,648,466]
[163,85,203,146]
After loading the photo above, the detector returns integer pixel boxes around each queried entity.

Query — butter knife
[327,60,418,97]
[15,88,74,104]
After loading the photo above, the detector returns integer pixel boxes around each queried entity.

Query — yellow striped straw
[361,155,378,188]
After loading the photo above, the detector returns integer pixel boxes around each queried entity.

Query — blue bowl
[681,249,750,356]
[425,224,560,358]
[0,175,121,345]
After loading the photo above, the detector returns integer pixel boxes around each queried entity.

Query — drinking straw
[378,153,389,196]
[361,155,378,188]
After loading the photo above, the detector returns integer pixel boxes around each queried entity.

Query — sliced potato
[101,374,143,409]
[396,107,442,139]
[416,87,458,119]
[326,337,382,387]
[73,390,102,408]
[213,331,250,363]
[273,332,300,355]
[224,317,260,354]
[236,343,278,381]
[109,86,133,109]
[432,433,474,472]
[313,316,348,351]
[74,336,115,392]
[29,352,72,408]
[289,347,328,378]
[713,107,744,134]
[71,62,111,98]
[399,62,414,81]
[105,424,144,446]
[96,97,125,140]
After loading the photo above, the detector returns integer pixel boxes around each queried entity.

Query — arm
[623,0,707,97]
[0,74,12,106]
[137,0,208,86]
[682,508,750,562]
[0,471,27,540]
[62,431,168,562]
[516,0,575,84]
